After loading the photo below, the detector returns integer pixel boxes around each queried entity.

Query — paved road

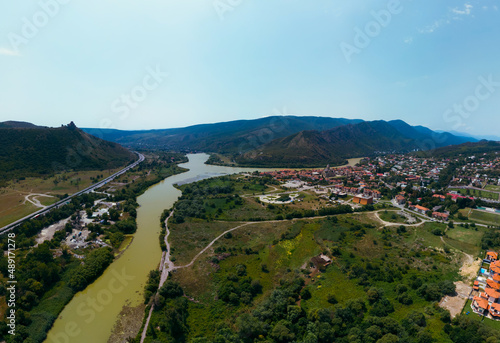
[0,152,144,235]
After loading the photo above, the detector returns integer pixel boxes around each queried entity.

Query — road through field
[24,193,55,208]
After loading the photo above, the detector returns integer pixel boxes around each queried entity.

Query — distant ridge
[83,115,478,167]
[83,116,364,152]
[0,121,46,129]
[0,122,136,180]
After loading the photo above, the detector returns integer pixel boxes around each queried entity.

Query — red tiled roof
[487,251,499,260]
[487,279,500,290]
[485,287,500,299]
[490,303,500,314]
[474,296,490,310]
[491,261,500,274]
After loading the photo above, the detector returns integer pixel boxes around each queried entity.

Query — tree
[406,311,426,327]
[367,288,382,304]
[370,297,394,317]
[270,321,294,343]
[159,280,184,299]
[300,288,311,300]
[440,280,456,296]
[327,294,338,304]
[377,333,399,343]
[236,313,266,340]
[416,330,433,343]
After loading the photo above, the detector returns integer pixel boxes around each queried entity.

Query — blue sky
[1,0,499,136]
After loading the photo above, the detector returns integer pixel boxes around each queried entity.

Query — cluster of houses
[393,193,451,221]
[330,184,381,199]
[471,251,500,319]
[450,155,500,188]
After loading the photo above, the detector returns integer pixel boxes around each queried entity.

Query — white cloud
[418,3,473,34]
[0,47,20,56]
[418,19,449,34]
[404,37,413,44]
[452,3,473,16]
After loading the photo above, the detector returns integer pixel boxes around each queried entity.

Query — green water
[45,153,268,343]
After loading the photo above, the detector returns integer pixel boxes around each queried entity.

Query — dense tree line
[68,248,114,291]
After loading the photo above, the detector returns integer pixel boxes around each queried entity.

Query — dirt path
[175,222,254,270]
[373,210,429,227]
[24,193,55,208]
[140,211,174,343]
[160,213,176,285]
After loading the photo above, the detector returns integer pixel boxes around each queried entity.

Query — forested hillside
[0,122,136,180]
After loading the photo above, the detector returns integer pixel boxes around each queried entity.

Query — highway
[0,152,145,235]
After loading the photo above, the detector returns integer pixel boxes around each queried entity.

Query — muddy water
[44,153,269,343]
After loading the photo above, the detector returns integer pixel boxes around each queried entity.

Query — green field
[379,210,412,224]
[469,209,500,226]
[0,168,123,228]
[485,184,500,192]
[446,225,484,248]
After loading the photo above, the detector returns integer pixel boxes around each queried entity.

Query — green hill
[0,121,136,180]
[236,120,449,167]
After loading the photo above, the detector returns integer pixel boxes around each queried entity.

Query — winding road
[24,193,55,208]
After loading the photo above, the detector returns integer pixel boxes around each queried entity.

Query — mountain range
[83,116,479,167]
[0,121,136,180]
[83,116,364,153]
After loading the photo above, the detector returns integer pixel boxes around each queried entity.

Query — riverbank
[43,163,188,343]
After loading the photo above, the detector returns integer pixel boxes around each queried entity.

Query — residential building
[432,212,449,221]
[352,195,373,205]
